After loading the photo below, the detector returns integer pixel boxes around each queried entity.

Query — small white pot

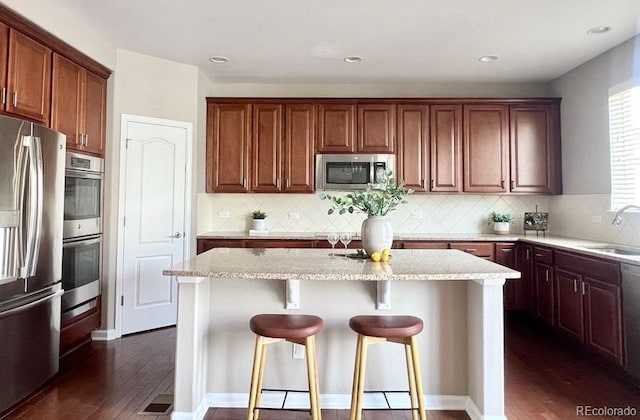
[493,222,510,235]
[251,219,266,231]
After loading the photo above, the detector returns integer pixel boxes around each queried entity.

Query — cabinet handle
[12,92,17,108]
[465,248,477,252]
[535,253,544,258]
[573,278,577,293]
[526,249,531,260]
[276,178,280,189]
[0,87,5,105]
[85,134,89,146]
[242,178,247,188]
[431,179,435,189]
[286,178,291,188]
[511,180,515,190]
[582,282,586,296]
[545,270,549,282]
[501,180,505,189]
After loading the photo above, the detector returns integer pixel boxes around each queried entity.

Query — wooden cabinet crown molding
[0,4,111,79]
[206,97,561,105]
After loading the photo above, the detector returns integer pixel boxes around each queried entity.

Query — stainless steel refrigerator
[0,115,65,414]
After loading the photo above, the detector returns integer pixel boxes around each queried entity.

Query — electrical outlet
[411,212,425,220]
[288,212,300,221]
[292,343,305,359]
[592,215,602,224]
[219,211,230,218]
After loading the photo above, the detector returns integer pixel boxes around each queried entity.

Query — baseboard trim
[90,329,119,341]
[465,398,507,420]
[171,397,209,420]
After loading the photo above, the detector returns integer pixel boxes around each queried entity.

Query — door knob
[168,232,182,238]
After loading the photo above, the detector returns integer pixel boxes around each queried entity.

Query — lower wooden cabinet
[535,261,555,326]
[60,296,101,357]
[512,243,533,311]
[450,242,495,261]
[495,243,517,308]
[555,268,584,340]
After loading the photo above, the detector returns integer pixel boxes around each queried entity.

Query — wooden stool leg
[349,334,363,420]
[305,335,322,420]
[409,336,427,420]
[254,340,268,420]
[354,336,369,420]
[405,341,419,420]
[247,336,264,420]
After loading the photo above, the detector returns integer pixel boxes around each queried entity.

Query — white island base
[164,249,520,420]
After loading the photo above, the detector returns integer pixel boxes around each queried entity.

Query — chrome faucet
[612,204,640,225]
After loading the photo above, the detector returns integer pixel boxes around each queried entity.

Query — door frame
[114,114,193,338]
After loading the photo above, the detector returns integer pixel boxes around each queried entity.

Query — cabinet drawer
[555,251,621,285]
[533,246,553,265]
[450,242,495,260]
[245,240,314,248]
[401,241,449,249]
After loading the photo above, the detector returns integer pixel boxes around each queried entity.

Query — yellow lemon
[370,252,381,262]
[382,248,391,256]
[381,254,390,262]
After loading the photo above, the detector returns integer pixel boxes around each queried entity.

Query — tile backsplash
[198,193,551,235]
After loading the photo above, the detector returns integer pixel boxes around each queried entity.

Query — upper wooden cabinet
[510,104,561,194]
[1,29,51,124]
[316,102,356,153]
[207,100,316,193]
[396,104,429,191]
[207,103,251,192]
[284,104,315,193]
[51,54,107,156]
[463,104,509,193]
[431,105,462,192]
[357,103,395,153]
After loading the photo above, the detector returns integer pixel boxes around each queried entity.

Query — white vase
[493,222,510,235]
[361,216,393,255]
[252,219,266,231]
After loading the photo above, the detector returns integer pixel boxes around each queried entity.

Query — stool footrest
[254,388,312,413]
[362,390,419,411]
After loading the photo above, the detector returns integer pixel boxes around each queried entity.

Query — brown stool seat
[349,315,423,338]
[250,314,324,339]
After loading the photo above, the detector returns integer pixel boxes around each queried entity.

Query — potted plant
[251,210,268,231]
[321,170,413,255]
[488,211,514,235]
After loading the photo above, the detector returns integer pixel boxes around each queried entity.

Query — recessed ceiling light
[209,56,228,64]
[478,55,499,62]
[587,26,611,35]
[344,56,362,63]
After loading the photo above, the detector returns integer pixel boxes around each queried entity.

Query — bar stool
[349,315,427,420]
[247,314,324,420]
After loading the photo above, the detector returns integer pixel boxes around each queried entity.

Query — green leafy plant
[251,210,267,219]
[321,170,413,216]
[488,211,514,223]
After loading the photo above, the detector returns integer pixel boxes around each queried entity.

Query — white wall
[548,35,640,247]
[102,49,200,331]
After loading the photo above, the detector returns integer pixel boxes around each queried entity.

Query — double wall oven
[62,152,103,319]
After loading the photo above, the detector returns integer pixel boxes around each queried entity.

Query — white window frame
[609,78,640,211]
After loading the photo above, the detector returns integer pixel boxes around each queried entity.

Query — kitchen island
[164,248,520,420]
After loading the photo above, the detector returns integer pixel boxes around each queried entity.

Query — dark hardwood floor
[5,315,640,419]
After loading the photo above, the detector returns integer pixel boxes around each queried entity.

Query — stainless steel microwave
[315,154,396,190]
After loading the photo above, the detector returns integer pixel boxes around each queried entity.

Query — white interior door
[120,118,188,335]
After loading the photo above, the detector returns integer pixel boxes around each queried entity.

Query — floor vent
[138,393,173,416]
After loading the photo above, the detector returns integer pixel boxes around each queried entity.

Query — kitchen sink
[582,245,640,256]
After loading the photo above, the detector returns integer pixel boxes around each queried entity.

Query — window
[609,82,640,210]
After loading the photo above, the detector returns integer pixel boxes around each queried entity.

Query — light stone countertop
[197,231,640,265]
[164,248,521,281]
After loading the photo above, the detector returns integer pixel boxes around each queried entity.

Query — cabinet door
[584,277,624,365]
[284,104,315,193]
[535,263,554,326]
[357,103,395,153]
[0,23,8,107]
[396,104,429,192]
[251,104,282,192]
[6,29,51,123]
[514,243,533,312]
[431,105,462,192]
[463,105,509,192]
[82,71,106,156]
[496,243,516,309]
[51,54,83,150]
[510,104,560,194]
[316,103,356,153]
[206,103,251,192]
[555,268,584,341]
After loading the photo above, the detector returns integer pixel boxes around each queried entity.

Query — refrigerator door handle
[0,287,63,320]
[20,136,44,279]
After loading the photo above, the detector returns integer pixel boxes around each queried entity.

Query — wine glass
[327,233,339,255]
[339,233,352,255]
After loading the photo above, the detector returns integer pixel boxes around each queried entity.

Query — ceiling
[53,0,640,84]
